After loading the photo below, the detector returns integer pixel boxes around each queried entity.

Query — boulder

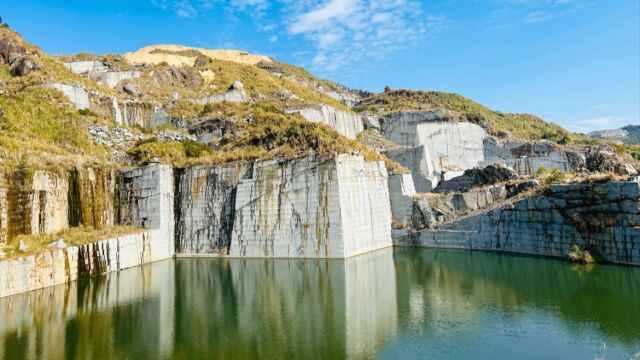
[230,80,244,90]
[18,240,27,252]
[585,144,636,175]
[0,36,40,76]
[10,57,40,76]
[0,36,25,63]
[193,54,212,67]
[274,88,299,100]
[123,83,139,96]
[434,164,517,193]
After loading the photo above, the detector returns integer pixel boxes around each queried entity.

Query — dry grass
[128,103,409,172]
[124,44,272,66]
[1,226,144,260]
[354,90,577,143]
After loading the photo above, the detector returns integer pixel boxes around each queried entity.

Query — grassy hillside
[127,102,407,172]
[354,89,576,143]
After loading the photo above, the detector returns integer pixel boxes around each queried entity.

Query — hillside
[0,24,636,173]
[354,89,576,144]
[590,125,640,145]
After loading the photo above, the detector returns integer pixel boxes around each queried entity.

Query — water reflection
[0,248,639,359]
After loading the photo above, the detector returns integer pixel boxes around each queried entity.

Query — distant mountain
[589,125,640,144]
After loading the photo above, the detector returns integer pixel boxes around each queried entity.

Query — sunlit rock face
[388,173,416,226]
[63,61,141,89]
[0,165,175,298]
[174,163,252,255]
[230,154,392,258]
[0,168,117,245]
[286,104,364,139]
[399,179,640,265]
[380,111,487,191]
[482,138,574,175]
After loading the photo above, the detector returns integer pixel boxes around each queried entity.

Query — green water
[1,248,639,359]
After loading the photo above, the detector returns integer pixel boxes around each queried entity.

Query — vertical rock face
[0,168,116,245]
[0,165,176,298]
[90,71,141,89]
[121,102,171,128]
[287,105,364,139]
[401,180,640,265]
[30,171,68,235]
[49,83,91,110]
[482,138,573,175]
[380,112,487,190]
[63,61,108,74]
[384,146,436,192]
[117,165,175,259]
[174,163,252,254]
[63,60,141,89]
[388,174,416,227]
[230,155,391,258]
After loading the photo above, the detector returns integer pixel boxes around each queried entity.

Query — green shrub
[182,139,210,158]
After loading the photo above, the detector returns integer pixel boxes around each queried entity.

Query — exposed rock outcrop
[585,144,638,175]
[0,36,40,76]
[398,179,640,265]
[482,138,573,175]
[379,111,486,191]
[433,164,517,193]
[230,155,392,258]
[196,81,249,104]
[286,104,364,139]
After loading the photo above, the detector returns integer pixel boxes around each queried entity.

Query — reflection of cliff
[393,248,640,344]
[0,249,398,359]
[173,248,397,359]
[0,260,175,359]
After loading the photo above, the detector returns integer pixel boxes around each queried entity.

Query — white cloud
[288,0,358,34]
[524,11,553,23]
[149,0,452,74]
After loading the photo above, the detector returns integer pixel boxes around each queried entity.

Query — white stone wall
[63,61,107,74]
[482,138,573,175]
[30,171,68,235]
[49,83,90,110]
[0,165,176,298]
[196,89,249,104]
[118,165,175,259]
[287,105,364,139]
[384,146,437,192]
[175,163,252,254]
[337,156,392,257]
[121,102,170,128]
[380,112,486,190]
[90,71,141,89]
[0,231,171,298]
[416,122,486,173]
[388,173,416,228]
[230,155,391,258]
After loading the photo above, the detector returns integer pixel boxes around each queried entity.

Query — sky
[1,0,638,133]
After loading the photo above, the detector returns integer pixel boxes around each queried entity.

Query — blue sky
[1,0,638,133]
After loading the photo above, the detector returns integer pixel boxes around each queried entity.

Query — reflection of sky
[0,248,639,359]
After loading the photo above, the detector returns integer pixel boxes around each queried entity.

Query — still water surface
[1,248,639,359]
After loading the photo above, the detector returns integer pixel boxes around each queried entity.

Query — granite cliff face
[395,179,640,265]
